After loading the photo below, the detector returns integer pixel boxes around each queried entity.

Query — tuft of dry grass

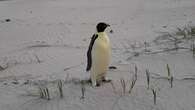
[146,69,150,89]
[120,78,126,95]
[57,80,64,98]
[0,63,8,71]
[0,65,4,71]
[45,87,50,100]
[175,26,195,38]
[34,54,41,63]
[170,76,173,88]
[191,40,195,57]
[152,25,195,55]
[128,65,138,94]
[175,27,188,38]
[152,88,157,105]
[191,26,195,36]
[166,64,171,80]
[128,76,137,94]
[135,65,138,79]
[80,80,85,99]
[166,64,173,88]
[38,87,44,98]
[38,86,50,100]
[0,65,6,71]
[110,81,117,94]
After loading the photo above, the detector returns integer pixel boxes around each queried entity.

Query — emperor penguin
[86,22,112,87]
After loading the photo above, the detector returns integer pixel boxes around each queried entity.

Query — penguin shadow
[85,78,112,87]
[64,65,117,87]
[68,78,112,87]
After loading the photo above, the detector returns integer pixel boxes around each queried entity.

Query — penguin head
[96,22,111,32]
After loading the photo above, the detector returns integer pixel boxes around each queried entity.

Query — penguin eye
[105,24,108,28]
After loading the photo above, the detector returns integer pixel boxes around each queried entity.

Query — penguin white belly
[91,34,111,81]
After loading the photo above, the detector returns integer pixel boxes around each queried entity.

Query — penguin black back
[86,34,98,71]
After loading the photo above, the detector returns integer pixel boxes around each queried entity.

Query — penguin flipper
[86,34,98,71]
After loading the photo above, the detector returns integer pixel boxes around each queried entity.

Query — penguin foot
[92,83,101,87]
[102,79,112,83]
[87,79,92,83]
[89,79,100,87]
[88,79,101,87]
[102,77,112,83]
[96,83,100,87]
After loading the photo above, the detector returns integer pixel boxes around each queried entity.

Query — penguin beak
[107,24,113,33]
[110,29,113,33]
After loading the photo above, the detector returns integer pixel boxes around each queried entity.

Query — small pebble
[12,81,19,85]
[5,19,11,22]
[109,66,117,69]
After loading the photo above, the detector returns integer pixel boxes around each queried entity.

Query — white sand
[0,0,195,109]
